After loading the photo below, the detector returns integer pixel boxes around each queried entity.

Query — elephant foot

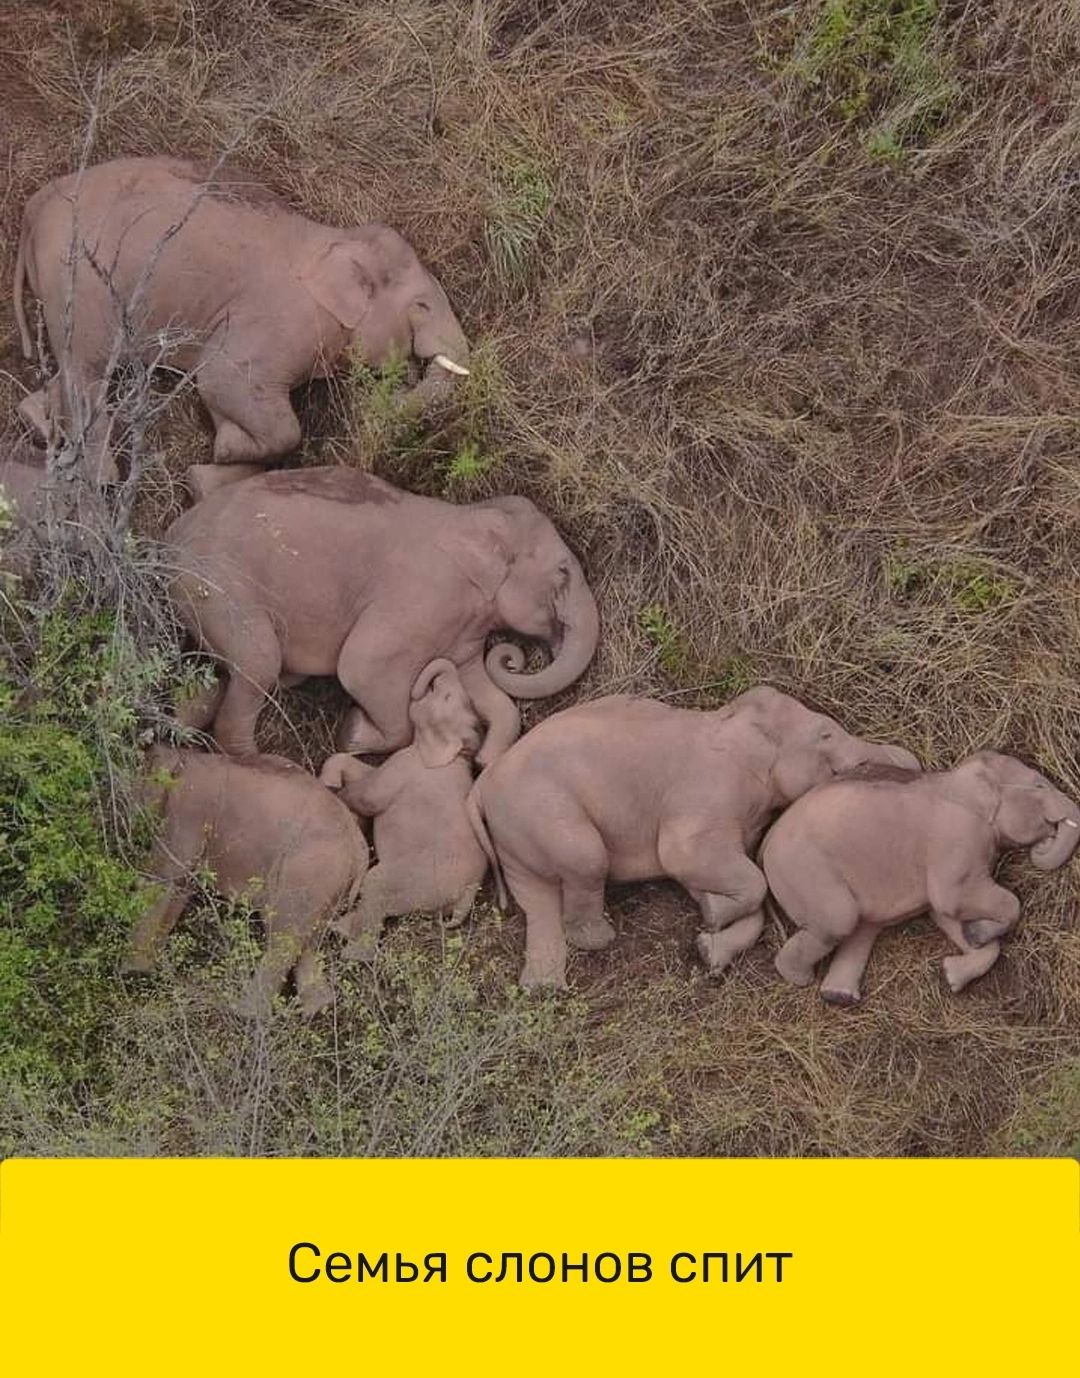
[298,978,334,1018]
[519,961,568,992]
[962,919,1004,949]
[695,930,740,975]
[821,983,861,1007]
[774,944,815,988]
[336,707,389,755]
[342,932,379,963]
[121,951,156,976]
[565,914,616,951]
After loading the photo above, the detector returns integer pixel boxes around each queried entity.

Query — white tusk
[1063,819,1079,829]
[432,354,470,376]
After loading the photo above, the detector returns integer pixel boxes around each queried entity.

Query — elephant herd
[3,156,1078,1016]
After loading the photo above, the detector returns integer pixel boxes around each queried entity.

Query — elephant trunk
[485,567,599,699]
[403,294,470,410]
[1030,800,1080,871]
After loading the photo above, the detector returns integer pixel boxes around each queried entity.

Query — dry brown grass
[2,0,1079,1155]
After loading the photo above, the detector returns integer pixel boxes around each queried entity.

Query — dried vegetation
[1,0,1078,1156]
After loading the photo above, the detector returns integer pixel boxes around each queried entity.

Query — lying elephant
[165,467,599,764]
[14,157,470,482]
[0,445,76,575]
[320,659,488,959]
[125,746,370,1016]
[763,751,1080,1004]
[469,687,919,988]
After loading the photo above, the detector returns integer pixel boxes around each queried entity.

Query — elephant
[14,157,470,483]
[0,444,74,575]
[468,686,920,988]
[164,466,600,765]
[319,658,488,960]
[762,751,1080,1004]
[125,746,370,1016]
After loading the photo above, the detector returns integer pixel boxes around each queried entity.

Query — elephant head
[409,659,483,768]
[299,229,469,407]
[964,752,1080,870]
[723,687,921,804]
[451,496,600,704]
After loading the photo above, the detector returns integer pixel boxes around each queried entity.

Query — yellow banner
[1,1159,1076,1374]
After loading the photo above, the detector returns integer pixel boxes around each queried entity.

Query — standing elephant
[763,752,1080,1004]
[469,687,920,988]
[126,747,371,1016]
[164,467,600,764]
[14,157,470,482]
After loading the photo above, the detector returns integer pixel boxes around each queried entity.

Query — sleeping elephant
[164,466,599,764]
[468,686,920,988]
[126,746,371,1017]
[763,751,1080,1004]
[14,157,470,482]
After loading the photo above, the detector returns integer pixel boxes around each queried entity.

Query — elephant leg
[444,881,480,929]
[659,824,767,933]
[774,896,861,989]
[563,878,615,951]
[17,387,48,444]
[196,356,302,465]
[294,948,333,1018]
[174,671,226,731]
[954,879,1021,950]
[236,929,304,1019]
[505,863,568,991]
[933,912,1002,994]
[696,910,765,976]
[123,881,192,973]
[210,625,282,758]
[820,921,880,1006]
[335,631,415,755]
[337,866,394,962]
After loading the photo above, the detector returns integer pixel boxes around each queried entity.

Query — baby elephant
[319,659,487,959]
[471,687,919,989]
[763,751,1080,1004]
[126,747,369,1016]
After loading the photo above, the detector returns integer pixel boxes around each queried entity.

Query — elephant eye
[414,298,432,313]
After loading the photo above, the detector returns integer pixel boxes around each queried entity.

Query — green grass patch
[792,0,956,157]
[485,156,553,287]
[883,545,1016,613]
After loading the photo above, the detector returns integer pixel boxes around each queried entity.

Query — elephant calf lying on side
[471,687,919,989]
[126,747,369,1016]
[319,659,487,959]
[763,751,1080,1004]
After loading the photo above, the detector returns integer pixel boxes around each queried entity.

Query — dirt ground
[1,0,1078,1156]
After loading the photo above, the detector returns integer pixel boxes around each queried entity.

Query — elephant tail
[13,221,32,361]
[343,818,373,909]
[465,784,507,911]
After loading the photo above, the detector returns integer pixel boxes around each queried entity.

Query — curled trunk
[486,568,600,699]
[1030,802,1080,871]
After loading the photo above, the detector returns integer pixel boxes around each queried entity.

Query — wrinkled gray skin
[763,751,1080,1004]
[166,467,599,766]
[14,157,469,482]
[125,747,369,1017]
[470,687,920,989]
[319,659,488,959]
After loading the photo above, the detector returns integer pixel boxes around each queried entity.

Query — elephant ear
[437,514,514,603]
[298,241,376,330]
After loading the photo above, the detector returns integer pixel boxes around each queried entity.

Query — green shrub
[0,603,152,1089]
